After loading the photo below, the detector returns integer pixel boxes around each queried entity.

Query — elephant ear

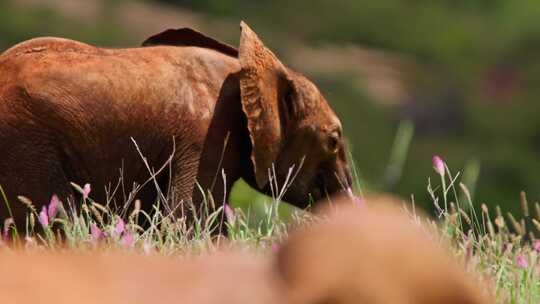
[239,22,294,189]
[142,28,238,57]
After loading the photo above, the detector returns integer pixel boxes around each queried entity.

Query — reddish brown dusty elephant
[0,22,351,224]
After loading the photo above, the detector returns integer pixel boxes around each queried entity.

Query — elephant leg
[168,153,201,217]
[0,140,72,228]
[166,150,228,234]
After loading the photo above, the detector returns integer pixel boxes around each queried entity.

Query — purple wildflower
[534,240,540,253]
[38,206,49,227]
[114,218,125,237]
[432,155,445,176]
[82,183,91,200]
[90,223,103,242]
[121,232,135,247]
[48,194,61,220]
[3,218,14,241]
[516,255,529,269]
[224,203,235,223]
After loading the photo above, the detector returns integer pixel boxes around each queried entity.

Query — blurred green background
[1,0,539,215]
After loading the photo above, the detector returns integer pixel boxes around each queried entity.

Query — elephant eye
[327,131,340,154]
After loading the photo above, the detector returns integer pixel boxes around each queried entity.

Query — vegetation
[1,157,539,302]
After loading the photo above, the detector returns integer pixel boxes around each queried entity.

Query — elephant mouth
[310,174,328,202]
[310,169,352,204]
[281,169,352,208]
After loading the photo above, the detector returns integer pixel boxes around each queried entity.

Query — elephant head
[144,22,352,208]
[237,22,352,206]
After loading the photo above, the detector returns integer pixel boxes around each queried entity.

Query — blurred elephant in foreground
[278,198,492,304]
[0,250,284,304]
[0,22,351,224]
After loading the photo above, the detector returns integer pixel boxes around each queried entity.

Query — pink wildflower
[224,203,235,223]
[3,218,14,241]
[48,195,61,220]
[38,206,49,227]
[534,240,540,253]
[121,232,135,247]
[516,255,529,269]
[82,183,91,200]
[114,218,125,237]
[432,155,445,176]
[271,243,280,253]
[90,223,103,242]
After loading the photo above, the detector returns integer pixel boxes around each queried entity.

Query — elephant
[0,22,352,225]
[277,198,492,304]
[0,250,284,304]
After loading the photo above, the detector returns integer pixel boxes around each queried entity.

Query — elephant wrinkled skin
[0,22,351,224]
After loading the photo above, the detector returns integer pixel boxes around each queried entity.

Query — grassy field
[0,157,538,303]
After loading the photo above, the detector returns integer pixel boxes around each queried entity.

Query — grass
[1,167,538,303]
[0,172,304,255]
[427,158,540,303]
[0,156,538,303]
